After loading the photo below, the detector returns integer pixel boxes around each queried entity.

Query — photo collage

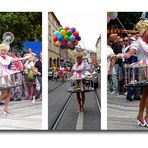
[0,11,148,131]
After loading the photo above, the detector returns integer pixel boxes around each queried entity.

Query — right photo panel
[107,12,148,130]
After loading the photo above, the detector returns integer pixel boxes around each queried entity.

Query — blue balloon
[54,31,61,37]
[58,35,64,41]
[60,45,65,49]
[69,35,75,41]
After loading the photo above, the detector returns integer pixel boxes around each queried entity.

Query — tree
[0,12,42,50]
[107,12,142,30]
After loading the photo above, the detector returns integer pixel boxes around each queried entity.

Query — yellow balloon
[55,41,61,47]
[60,30,66,36]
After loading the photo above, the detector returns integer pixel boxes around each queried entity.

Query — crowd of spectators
[107,33,141,101]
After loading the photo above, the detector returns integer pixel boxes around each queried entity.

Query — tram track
[76,90,101,130]
[48,81,65,94]
[48,79,101,131]
[94,90,101,116]
[49,93,73,130]
[49,91,101,131]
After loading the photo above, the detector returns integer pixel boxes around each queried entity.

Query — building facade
[76,47,97,65]
[48,12,75,68]
[48,12,61,68]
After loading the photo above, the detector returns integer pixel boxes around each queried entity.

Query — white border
[42,11,48,130]
[0,0,148,148]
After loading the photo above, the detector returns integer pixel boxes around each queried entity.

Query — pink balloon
[62,41,67,47]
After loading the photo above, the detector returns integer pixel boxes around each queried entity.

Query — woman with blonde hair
[122,19,148,126]
[0,43,31,115]
[71,52,90,112]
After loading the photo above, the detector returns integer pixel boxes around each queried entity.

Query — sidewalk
[0,100,42,130]
[107,93,148,130]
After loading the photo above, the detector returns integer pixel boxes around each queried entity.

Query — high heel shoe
[32,96,36,104]
[137,119,145,127]
[3,110,11,116]
[81,107,85,112]
[144,120,148,127]
[77,109,81,113]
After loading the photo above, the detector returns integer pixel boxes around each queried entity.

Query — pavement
[0,99,42,130]
[107,93,148,131]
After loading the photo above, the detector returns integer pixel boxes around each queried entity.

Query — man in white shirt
[107,45,119,95]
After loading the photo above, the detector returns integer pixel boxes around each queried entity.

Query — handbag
[27,69,36,81]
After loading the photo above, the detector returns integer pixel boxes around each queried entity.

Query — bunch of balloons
[53,27,81,50]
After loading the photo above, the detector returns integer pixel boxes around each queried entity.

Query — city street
[108,93,148,130]
[0,99,42,130]
[48,78,101,131]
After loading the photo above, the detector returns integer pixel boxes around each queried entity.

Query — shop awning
[107,29,138,34]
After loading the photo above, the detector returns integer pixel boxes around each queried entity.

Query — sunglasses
[123,40,128,42]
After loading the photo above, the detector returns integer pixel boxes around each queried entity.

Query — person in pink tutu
[0,43,31,115]
[71,52,91,112]
[116,19,148,127]
[123,20,148,127]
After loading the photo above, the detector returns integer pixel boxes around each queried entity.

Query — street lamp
[78,40,85,49]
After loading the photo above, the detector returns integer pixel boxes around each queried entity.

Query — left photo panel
[0,12,42,130]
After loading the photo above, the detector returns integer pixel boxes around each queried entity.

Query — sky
[53,11,102,51]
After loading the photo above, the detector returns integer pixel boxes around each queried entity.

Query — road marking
[76,112,84,130]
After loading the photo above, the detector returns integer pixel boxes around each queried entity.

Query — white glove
[116,53,124,59]
[23,55,32,60]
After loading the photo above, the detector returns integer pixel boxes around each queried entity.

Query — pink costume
[72,60,90,79]
[0,55,14,86]
[0,55,12,76]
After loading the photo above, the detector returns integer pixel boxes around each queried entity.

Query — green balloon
[66,30,72,36]
[58,27,63,32]
[64,35,69,41]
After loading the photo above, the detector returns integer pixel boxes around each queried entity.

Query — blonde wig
[0,43,10,52]
[76,52,83,59]
[136,20,148,36]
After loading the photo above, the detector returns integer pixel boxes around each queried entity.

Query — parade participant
[53,65,58,82]
[71,52,91,112]
[118,19,148,127]
[126,20,148,127]
[59,66,64,82]
[0,43,31,115]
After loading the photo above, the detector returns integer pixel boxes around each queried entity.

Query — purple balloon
[71,27,76,33]
[76,36,81,41]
